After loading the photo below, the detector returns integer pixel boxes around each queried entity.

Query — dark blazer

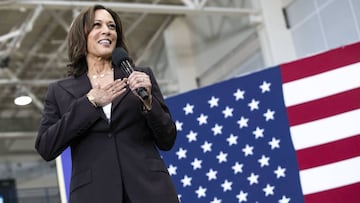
[35,66,179,203]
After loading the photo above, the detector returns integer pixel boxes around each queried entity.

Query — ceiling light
[14,88,32,106]
[14,95,32,106]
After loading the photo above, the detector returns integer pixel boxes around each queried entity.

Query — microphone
[112,47,149,100]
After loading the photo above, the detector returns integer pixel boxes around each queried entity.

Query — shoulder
[45,74,89,101]
[134,66,151,73]
[46,75,84,97]
[134,66,155,78]
[47,76,75,89]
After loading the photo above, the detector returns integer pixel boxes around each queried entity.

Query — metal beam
[0,30,21,43]
[0,132,36,139]
[6,0,259,16]
[15,16,60,76]
[124,0,161,35]
[0,79,56,85]
[181,0,195,8]
[1,5,43,58]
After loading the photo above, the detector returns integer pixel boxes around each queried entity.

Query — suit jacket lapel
[111,67,131,111]
[58,73,91,98]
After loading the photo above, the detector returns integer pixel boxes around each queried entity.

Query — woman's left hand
[127,71,152,110]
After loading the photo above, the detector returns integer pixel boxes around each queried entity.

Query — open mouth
[98,39,112,45]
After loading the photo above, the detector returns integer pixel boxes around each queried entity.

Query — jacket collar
[58,73,91,99]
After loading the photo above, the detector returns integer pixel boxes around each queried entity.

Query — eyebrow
[94,19,115,23]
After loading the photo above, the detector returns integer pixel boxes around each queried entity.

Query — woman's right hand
[87,78,128,107]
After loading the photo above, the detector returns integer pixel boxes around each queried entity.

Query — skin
[86,9,152,109]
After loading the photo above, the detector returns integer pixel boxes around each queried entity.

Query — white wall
[286,0,360,58]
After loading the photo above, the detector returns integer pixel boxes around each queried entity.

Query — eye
[93,22,101,28]
[108,23,116,30]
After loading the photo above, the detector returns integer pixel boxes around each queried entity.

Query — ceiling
[0,0,257,186]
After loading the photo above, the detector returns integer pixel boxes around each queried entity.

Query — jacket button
[107,133,113,138]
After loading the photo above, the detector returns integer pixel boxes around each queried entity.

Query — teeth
[98,39,111,45]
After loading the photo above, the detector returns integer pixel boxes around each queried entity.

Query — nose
[101,25,110,35]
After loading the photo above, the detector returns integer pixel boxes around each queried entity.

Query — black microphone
[112,47,149,100]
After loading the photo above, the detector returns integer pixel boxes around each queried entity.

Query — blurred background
[0,0,359,202]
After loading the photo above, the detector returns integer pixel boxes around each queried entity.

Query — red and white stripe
[280,42,360,203]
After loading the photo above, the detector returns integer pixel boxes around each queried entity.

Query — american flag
[58,42,360,203]
[161,42,360,203]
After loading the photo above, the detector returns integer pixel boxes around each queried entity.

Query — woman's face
[87,9,117,60]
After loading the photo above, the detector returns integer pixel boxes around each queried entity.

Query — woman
[35,4,179,203]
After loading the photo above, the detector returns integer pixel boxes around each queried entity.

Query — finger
[114,79,128,90]
[111,79,128,93]
[103,81,115,91]
[139,75,150,87]
[136,74,148,85]
[104,79,122,92]
[112,85,127,99]
[142,75,149,83]
[129,71,146,81]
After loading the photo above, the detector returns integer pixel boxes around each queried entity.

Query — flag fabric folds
[161,42,360,203]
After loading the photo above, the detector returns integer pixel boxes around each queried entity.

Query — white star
[236,190,248,202]
[269,137,280,149]
[216,151,228,163]
[242,144,254,157]
[208,96,219,108]
[183,103,194,115]
[232,162,243,174]
[221,179,233,192]
[274,166,286,178]
[201,141,212,153]
[181,175,192,187]
[168,164,177,176]
[186,130,198,143]
[222,106,234,118]
[247,172,259,185]
[259,81,271,93]
[197,113,208,125]
[195,186,207,198]
[210,197,222,203]
[206,168,218,181]
[252,126,264,139]
[237,116,249,129]
[175,120,183,131]
[176,147,187,160]
[278,195,291,203]
[263,109,275,121]
[258,155,270,167]
[211,123,223,136]
[177,194,182,202]
[233,88,245,101]
[226,134,238,146]
[191,158,202,170]
[263,184,275,196]
[248,99,260,111]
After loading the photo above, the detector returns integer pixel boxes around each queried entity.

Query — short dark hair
[67,4,129,77]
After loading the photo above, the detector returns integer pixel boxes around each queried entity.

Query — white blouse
[102,103,112,120]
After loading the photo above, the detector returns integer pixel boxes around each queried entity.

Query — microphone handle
[136,87,149,100]
[120,61,149,100]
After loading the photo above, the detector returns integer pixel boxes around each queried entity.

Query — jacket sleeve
[142,67,177,151]
[35,82,101,161]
